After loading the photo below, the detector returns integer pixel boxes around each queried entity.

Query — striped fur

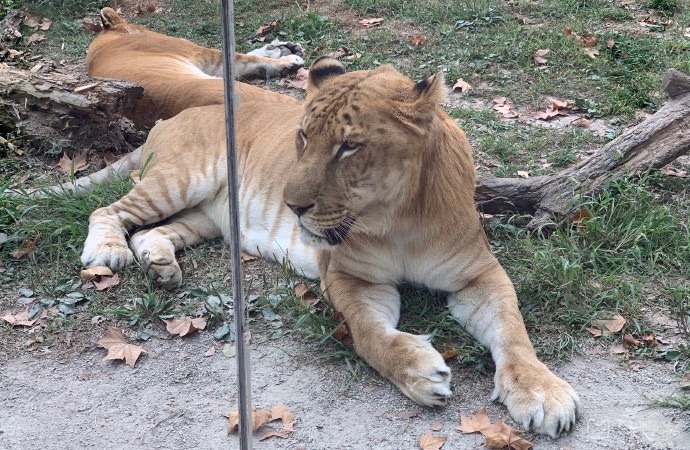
[88,7,303,126]
[69,23,579,437]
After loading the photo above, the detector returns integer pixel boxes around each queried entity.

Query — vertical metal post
[219,1,253,449]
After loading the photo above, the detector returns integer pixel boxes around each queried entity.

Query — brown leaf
[203,346,216,357]
[460,410,533,450]
[493,96,507,105]
[551,99,570,110]
[258,429,292,441]
[623,333,641,348]
[516,170,530,179]
[583,47,600,59]
[582,35,598,47]
[240,251,258,262]
[431,421,444,431]
[93,273,120,291]
[573,117,592,128]
[102,152,119,166]
[80,266,113,281]
[270,404,295,430]
[419,432,447,450]
[253,21,279,39]
[359,18,384,27]
[163,317,208,337]
[2,308,45,327]
[458,407,492,433]
[294,283,320,308]
[493,104,518,118]
[410,34,427,46]
[287,67,309,90]
[83,20,103,33]
[26,33,45,45]
[97,328,146,368]
[661,167,688,178]
[452,79,471,93]
[23,14,40,28]
[611,343,628,354]
[399,408,423,419]
[10,236,40,259]
[39,18,52,31]
[587,313,626,337]
[57,152,89,174]
[533,108,560,120]
[533,48,549,65]
[440,348,459,361]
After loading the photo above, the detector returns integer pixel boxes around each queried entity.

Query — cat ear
[414,72,447,112]
[100,7,126,29]
[306,57,346,98]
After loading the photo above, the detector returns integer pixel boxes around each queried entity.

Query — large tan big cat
[88,8,304,126]
[65,54,579,437]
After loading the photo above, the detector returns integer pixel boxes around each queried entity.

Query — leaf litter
[227,403,295,440]
[97,328,146,368]
[163,317,208,337]
[458,408,533,450]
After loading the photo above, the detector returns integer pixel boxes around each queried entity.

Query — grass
[2,0,690,412]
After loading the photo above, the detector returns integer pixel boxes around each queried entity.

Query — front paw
[139,249,182,290]
[385,333,452,407]
[492,361,580,438]
[81,236,134,271]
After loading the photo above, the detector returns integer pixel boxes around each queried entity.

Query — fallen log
[476,69,690,229]
[0,63,144,155]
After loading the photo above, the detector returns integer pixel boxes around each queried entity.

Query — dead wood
[0,63,145,155]
[476,68,690,229]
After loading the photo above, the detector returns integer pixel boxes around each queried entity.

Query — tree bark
[0,63,145,155]
[476,68,690,229]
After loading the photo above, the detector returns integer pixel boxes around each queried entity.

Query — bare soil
[1,327,688,449]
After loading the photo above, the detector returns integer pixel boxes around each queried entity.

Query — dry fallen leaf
[39,18,52,31]
[2,308,46,327]
[294,283,320,308]
[57,152,89,175]
[440,348,459,361]
[533,48,549,65]
[97,327,146,368]
[93,272,120,291]
[419,432,447,450]
[459,408,533,450]
[240,251,258,262]
[587,313,626,337]
[23,14,40,28]
[583,47,600,59]
[287,67,309,90]
[10,236,40,260]
[431,421,444,431]
[163,317,208,337]
[623,333,641,348]
[228,404,296,440]
[26,33,45,45]
[80,266,113,281]
[533,108,560,120]
[253,21,279,40]
[452,79,472,93]
[661,166,688,178]
[458,407,492,433]
[359,18,384,27]
[410,34,427,46]
[573,117,592,128]
[228,409,273,433]
[516,170,530,179]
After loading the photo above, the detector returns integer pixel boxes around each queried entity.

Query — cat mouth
[301,215,355,246]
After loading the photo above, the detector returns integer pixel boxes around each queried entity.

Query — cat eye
[335,141,361,160]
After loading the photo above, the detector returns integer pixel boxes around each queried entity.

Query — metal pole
[219,1,253,448]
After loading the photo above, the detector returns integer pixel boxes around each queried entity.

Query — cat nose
[285,202,314,217]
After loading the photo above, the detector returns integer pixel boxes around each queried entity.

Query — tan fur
[87,7,303,126]
[70,26,579,437]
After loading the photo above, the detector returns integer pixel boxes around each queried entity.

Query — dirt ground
[1,327,688,449]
